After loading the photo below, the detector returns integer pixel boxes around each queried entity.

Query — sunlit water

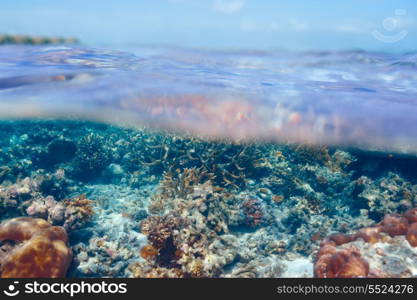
[0,45,417,154]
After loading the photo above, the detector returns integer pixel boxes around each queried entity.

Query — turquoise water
[0,46,417,278]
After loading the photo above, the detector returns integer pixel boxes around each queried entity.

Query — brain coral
[0,217,72,277]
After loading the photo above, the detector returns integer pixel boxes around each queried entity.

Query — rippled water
[1,45,417,153]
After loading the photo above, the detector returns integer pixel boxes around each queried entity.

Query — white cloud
[212,0,245,14]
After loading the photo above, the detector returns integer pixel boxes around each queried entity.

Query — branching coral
[72,133,112,180]
[0,217,72,277]
[293,144,332,166]
[158,167,214,199]
[123,131,272,189]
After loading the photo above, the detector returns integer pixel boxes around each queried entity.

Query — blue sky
[0,0,416,51]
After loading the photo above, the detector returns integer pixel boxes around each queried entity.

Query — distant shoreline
[0,34,78,45]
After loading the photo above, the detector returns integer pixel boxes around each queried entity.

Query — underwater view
[0,45,417,279]
[1,1,417,287]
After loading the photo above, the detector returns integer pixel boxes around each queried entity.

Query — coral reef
[315,247,369,278]
[0,171,72,217]
[241,197,265,228]
[63,195,94,230]
[314,208,417,278]
[0,217,72,277]
[72,133,112,181]
[27,194,93,231]
[121,131,272,189]
[70,184,148,277]
[1,120,417,278]
[353,173,417,219]
[131,170,278,277]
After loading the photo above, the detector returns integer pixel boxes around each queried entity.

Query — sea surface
[0,45,416,278]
